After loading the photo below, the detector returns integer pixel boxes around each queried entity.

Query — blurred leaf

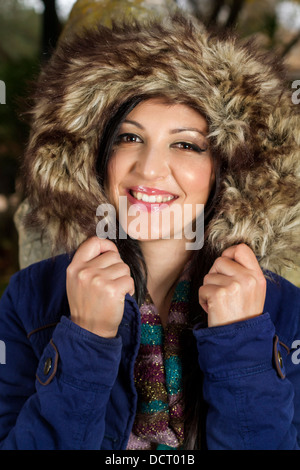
[0,0,42,280]
[0,0,41,61]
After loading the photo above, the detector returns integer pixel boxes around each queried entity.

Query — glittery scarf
[127,269,191,450]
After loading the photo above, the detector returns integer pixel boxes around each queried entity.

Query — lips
[131,190,175,203]
[126,186,178,211]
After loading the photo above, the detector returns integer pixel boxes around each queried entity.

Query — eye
[172,142,207,153]
[115,133,143,144]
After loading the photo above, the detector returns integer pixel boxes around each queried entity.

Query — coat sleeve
[0,273,122,450]
[194,313,299,450]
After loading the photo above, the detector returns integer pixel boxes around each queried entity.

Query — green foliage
[0,58,40,145]
[0,0,41,280]
[0,0,41,61]
[0,0,41,190]
[0,0,41,167]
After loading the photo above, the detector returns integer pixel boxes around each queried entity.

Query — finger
[113,275,135,298]
[101,261,131,280]
[86,250,122,269]
[208,255,248,276]
[220,243,260,271]
[73,236,119,264]
[203,272,233,286]
[198,284,218,314]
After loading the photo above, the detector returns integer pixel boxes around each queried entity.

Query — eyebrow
[123,120,207,138]
[170,127,207,138]
[123,119,144,129]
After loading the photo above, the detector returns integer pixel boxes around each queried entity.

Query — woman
[0,13,300,450]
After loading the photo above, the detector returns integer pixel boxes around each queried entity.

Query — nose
[133,145,170,180]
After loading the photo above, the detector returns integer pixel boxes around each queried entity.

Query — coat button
[43,357,52,375]
[278,350,283,368]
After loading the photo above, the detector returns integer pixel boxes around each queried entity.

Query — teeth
[131,191,175,203]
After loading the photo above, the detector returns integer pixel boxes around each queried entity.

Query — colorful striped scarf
[127,268,191,450]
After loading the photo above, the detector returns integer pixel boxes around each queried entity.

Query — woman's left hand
[198,243,267,327]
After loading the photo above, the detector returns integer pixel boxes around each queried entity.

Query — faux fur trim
[22,13,300,273]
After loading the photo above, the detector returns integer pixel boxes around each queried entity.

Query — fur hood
[22,13,300,274]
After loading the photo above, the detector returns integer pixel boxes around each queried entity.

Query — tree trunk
[281,30,300,58]
[207,0,226,27]
[225,0,246,28]
[41,0,61,61]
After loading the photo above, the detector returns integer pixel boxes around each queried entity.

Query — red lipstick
[129,186,177,196]
[126,186,178,212]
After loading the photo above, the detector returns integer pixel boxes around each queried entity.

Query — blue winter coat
[0,253,300,450]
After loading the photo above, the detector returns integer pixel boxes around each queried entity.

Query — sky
[20,0,300,30]
[21,0,76,19]
[276,1,300,30]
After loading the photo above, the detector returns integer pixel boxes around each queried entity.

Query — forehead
[124,98,208,132]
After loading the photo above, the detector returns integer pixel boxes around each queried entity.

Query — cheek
[179,160,215,198]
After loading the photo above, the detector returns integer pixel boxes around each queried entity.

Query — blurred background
[0,0,300,296]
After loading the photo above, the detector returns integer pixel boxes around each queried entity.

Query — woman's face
[106,98,215,244]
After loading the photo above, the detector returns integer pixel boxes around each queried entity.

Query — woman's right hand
[66,236,135,338]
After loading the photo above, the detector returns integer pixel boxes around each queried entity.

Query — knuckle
[236,243,250,256]
[66,263,75,277]
[215,286,227,300]
[248,275,257,289]
[258,273,267,289]
[238,242,248,250]
[128,277,135,292]
[123,263,131,275]
[114,259,131,275]
[90,275,103,288]
[80,236,98,249]
[77,267,91,283]
[228,280,240,294]
[105,281,119,298]
[102,251,121,266]
[214,257,223,270]
[110,251,121,262]
[198,286,205,302]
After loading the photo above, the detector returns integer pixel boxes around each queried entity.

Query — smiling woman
[106,98,215,243]
[0,10,300,451]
